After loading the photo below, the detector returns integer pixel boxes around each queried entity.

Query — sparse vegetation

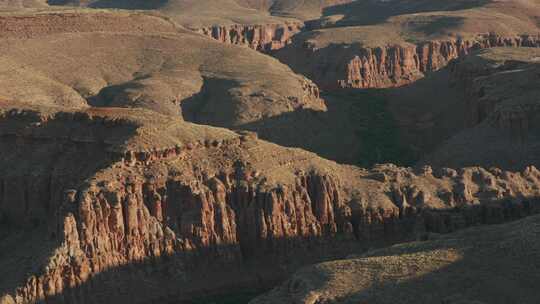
[325,90,416,167]
[252,214,540,304]
[1,1,540,304]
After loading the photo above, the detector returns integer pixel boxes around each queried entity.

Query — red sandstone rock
[6,158,540,303]
[196,22,304,53]
[275,34,540,90]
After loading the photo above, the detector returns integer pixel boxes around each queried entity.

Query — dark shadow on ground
[337,213,540,304]
[238,89,416,167]
[13,195,540,304]
[87,80,183,116]
[232,63,470,169]
[381,65,468,162]
[0,107,138,298]
[320,0,491,28]
[180,77,240,127]
[30,234,371,304]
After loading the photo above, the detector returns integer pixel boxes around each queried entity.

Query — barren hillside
[1,1,540,304]
[252,213,540,304]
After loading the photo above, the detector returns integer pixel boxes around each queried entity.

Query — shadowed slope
[43,0,356,24]
[0,10,324,127]
[3,99,540,303]
[314,0,539,43]
[252,213,540,304]
[421,48,540,169]
[274,0,540,89]
[45,0,293,26]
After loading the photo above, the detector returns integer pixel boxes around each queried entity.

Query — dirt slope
[0,10,324,127]
[420,48,540,169]
[252,213,540,304]
[1,4,540,304]
[45,0,355,24]
[274,0,540,89]
[2,99,540,303]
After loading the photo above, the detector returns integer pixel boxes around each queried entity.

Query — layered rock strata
[449,49,540,130]
[2,106,540,303]
[195,21,303,52]
[7,162,540,303]
[420,48,540,169]
[275,34,540,90]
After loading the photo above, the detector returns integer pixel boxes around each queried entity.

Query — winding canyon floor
[1,1,540,304]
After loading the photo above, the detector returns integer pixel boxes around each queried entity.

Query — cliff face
[9,163,540,303]
[195,22,303,52]
[0,108,351,303]
[3,106,540,303]
[5,161,353,303]
[275,34,540,90]
[449,49,540,132]
[419,48,540,169]
[9,161,540,303]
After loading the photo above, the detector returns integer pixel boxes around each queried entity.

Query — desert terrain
[0,1,539,303]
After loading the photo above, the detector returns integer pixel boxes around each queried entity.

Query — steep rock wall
[3,109,540,303]
[7,153,540,303]
[195,22,304,52]
[425,50,540,169]
[275,34,540,90]
[449,52,540,134]
[7,170,353,303]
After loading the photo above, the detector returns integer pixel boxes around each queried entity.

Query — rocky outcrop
[195,22,303,52]
[3,107,540,303]
[8,161,540,303]
[416,47,540,169]
[6,146,540,303]
[7,168,351,303]
[449,50,540,131]
[9,161,540,303]
[276,34,540,90]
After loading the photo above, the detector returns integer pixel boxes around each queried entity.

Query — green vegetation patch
[326,90,416,167]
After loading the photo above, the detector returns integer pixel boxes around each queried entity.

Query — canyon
[275,34,540,90]
[1,0,540,303]
[195,22,303,53]
[420,47,540,169]
[2,104,540,303]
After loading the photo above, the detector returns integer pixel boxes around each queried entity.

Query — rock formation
[275,34,540,90]
[420,48,540,169]
[2,1,540,304]
[251,213,540,304]
[195,22,303,52]
[2,103,540,303]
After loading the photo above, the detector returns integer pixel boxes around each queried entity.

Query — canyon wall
[194,22,540,92]
[418,47,540,169]
[8,162,540,303]
[3,108,540,303]
[274,34,540,90]
[195,21,303,52]
[449,50,540,132]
